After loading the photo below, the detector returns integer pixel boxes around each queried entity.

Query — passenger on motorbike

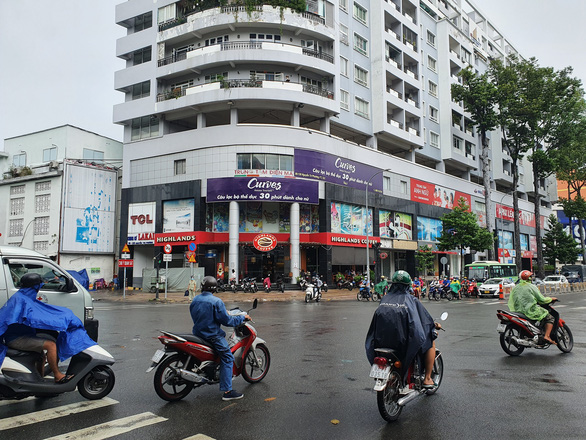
[450,277,461,300]
[374,276,388,298]
[365,270,442,388]
[412,277,422,299]
[263,274,271,290]
[190,276,251,400]
[508,270,557,345]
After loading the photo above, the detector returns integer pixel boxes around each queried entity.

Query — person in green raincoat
[374,276,388,297]
[508,270,557,345]
[450,277,461,299]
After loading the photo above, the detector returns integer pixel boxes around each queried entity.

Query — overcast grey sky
[0,1,584,147]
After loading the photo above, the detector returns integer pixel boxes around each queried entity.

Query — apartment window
[9,219,24,237]
[12,153,26,167]
[461,48,471,64]
[400,180,408,194]
[35,194,51,213]
[237,153,293,171]
[36,181,50,192]
[340,89,350,111]
[34,217,50,236]
[131,116,160,141]
[10,185,25,195]
[340,57,349,77]
[354,65,369,87]
[355,97,370,119]
[430,131,440,148]
[354,33,368,56]
[43,147,57,162]
[340,0,348,12]
[205,72,228,83]
[353,2,367,25]
[428,80,438,97]
[10,198,24,216]
[453,136,463,150]
[427,30,436,47]
[340,24,349,45]
[427,55,437,72]
[157,4,176,24]
[132,81,150,100]
[134,11,152,32]
[83,149,104,162]
[429,106,438,122]
[133,46,152,66]
[383,176,391,191]
[249,71,282,81]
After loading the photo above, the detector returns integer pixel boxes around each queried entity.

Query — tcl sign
[128,202,156,234]
[130,214,153,225]
[253,234,278,252]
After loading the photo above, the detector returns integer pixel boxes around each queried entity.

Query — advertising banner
[416,216,443,242]
[163,199,194,233]
[331,202,372,236]
[495,203,536,227]
[207,177,318,204]
[294,149,383,193]
[127,202,156,245]
[410,178,471,209]
[379,210,413,240]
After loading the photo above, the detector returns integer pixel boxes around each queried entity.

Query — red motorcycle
[467,279,479,297]
[147,299,270,401]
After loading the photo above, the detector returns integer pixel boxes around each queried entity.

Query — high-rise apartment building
[114,0,556,286]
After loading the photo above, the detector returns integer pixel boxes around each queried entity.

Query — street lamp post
[365,169,392,289]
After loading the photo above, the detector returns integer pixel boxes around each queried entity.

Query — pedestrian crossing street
[0,397,216,440]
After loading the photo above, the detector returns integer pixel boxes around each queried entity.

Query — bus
[464,261,517,283]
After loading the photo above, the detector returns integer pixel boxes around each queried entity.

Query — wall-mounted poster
[163,199,194,233]
[417,216,443,242]
[498,230,514,249]
[331,202,372,236]
[380,211,412,240]
[411,178,471,210]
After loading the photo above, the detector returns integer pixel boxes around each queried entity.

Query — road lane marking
[0,397,118,431]
[44,412,167,440]
[183,435,217,440]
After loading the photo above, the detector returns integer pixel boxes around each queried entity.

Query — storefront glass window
[300,205,319,233]
[380,210,412,240]
[331,202,371,235]
[520,233,528,250]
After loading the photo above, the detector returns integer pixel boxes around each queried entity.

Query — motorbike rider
[450,277,461,300]
[374,276,388,298]
[263,274,271,291]
[365,270,441,388]
[190,276,251,400]
[508,270,557,345]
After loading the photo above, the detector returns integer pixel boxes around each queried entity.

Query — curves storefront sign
[253,234,278,252]
[207,177,318,204]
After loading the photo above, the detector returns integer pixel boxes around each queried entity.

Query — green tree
[452,69,499,259]
[415,245,435,278]
[542,214,579,266]
[558,195,586,258]
[437,197,494,278]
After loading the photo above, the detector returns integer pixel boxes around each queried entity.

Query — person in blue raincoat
[365,270,441,388]
[190,276,250,401]
[0,273,96,383]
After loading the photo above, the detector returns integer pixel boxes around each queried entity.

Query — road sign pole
[165,260,168,300]
[123,267,127,299]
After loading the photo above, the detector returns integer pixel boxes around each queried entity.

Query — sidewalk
[91,288,360,304]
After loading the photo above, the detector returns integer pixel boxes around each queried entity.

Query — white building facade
[113,0,556,286]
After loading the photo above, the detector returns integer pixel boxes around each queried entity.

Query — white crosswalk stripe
[0,397,118,431]
[183,435,217,440]
[43,412,167,440]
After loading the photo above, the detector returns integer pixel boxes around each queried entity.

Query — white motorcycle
[304,281,322,303]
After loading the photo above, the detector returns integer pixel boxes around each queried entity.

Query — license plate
[369,365,390,380]
[496,323,506,332]
[485,290,491,294]
[151,349,165,363]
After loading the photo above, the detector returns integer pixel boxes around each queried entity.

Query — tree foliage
[542,214,579,266]
[415,245,435,278]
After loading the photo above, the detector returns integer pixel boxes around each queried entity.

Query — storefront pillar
[290,202,300,282]
[229,201,239,283]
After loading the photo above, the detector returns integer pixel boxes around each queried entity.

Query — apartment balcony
[385,56,402,71]
[386,28,401,43]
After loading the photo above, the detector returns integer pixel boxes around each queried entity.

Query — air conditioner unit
[49,160,59,170]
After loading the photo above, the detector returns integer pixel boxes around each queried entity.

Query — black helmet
[201,276,218,292]
[21,273,43,288]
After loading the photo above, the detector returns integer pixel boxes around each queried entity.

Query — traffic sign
[119,259,133,268]
[163,254,172,262]
[122,244,130,253]
[188,242,197,252]
[120,254,130,259]
[188,254,196,263]
[164,244,172,254]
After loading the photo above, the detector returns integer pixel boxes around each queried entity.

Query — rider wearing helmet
[365,270,441,388]
[509,270,557,345]
[189,276,251,401]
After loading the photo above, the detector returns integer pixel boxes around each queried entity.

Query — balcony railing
[158,41,333,67]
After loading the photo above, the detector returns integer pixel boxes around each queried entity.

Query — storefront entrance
[240,246,287,282]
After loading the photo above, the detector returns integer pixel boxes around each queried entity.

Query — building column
[290,203,300,282]
[320,113,331,133]
[197,113,206,129]
[230,108,238,125]
[435,161,445,172]
[405,149,415,162]
[366,135,377,150]
[229,201,239,283]
[292,108,300,127]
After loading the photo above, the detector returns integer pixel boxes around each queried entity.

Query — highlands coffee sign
[207,177,318,204]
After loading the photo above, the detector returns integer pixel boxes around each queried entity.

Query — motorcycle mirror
[440,312,448,321]
[249,298,258,312]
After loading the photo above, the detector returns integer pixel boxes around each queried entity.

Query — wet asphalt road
[2,293,586,439]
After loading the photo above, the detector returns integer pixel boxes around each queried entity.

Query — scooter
[0,341,116,400]
[496,299,573,356]
[275,276,285,293]
[147,299,270,401]
[370,312,447,422]
[357,281,374,301]
[304,282,322,303]
[467,279,479,297]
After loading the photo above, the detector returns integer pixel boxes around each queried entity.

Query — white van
[0,246,98,341]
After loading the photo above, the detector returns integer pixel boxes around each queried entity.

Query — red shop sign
[253,234,278,252]
[379,252,388,260]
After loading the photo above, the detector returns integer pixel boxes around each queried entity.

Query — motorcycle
[319,276,328,293]
[428,284,440,301]
[0,339,116,400]
[275,276,285,293]
[216,278,227,292]
[241,277,258,293]
[496,299,573,356]
[305,282,322,303]
[147,299,270,401]
[357,281,374,301]
[370,312,447,422]
[229,278,238,293]
[467,280,479,297]
[337,278,355,291]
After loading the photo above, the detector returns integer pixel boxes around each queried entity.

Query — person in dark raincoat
[0,273,96,383]
[365,270,441,387]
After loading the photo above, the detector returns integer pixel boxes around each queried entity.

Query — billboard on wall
[411,178,471,210]
[207,177,318,204]
[163,199,194,233]
[496,203,536,227]
[331,202,372,236]
[127,202,156,245]
[417,216,443,242]
[295,149,383,193]
[379,210,412,240]
[61,164,116,253]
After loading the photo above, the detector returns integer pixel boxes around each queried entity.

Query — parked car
[562,271,581,283]
[478,278,515,297]
[543,275,569,286]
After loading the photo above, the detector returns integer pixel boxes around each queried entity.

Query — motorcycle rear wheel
[316,292,322,302]
[305,294,310,303]
[78,366,115,400]
[153,354,195,401]
[242,344,271,383]
[499,324,525,356]
[377,370,403,422]
[446,292,453,301]
[557,325,573,353]
[348,284,353,291]
[357,292,363,301]
[425,352,443,395]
